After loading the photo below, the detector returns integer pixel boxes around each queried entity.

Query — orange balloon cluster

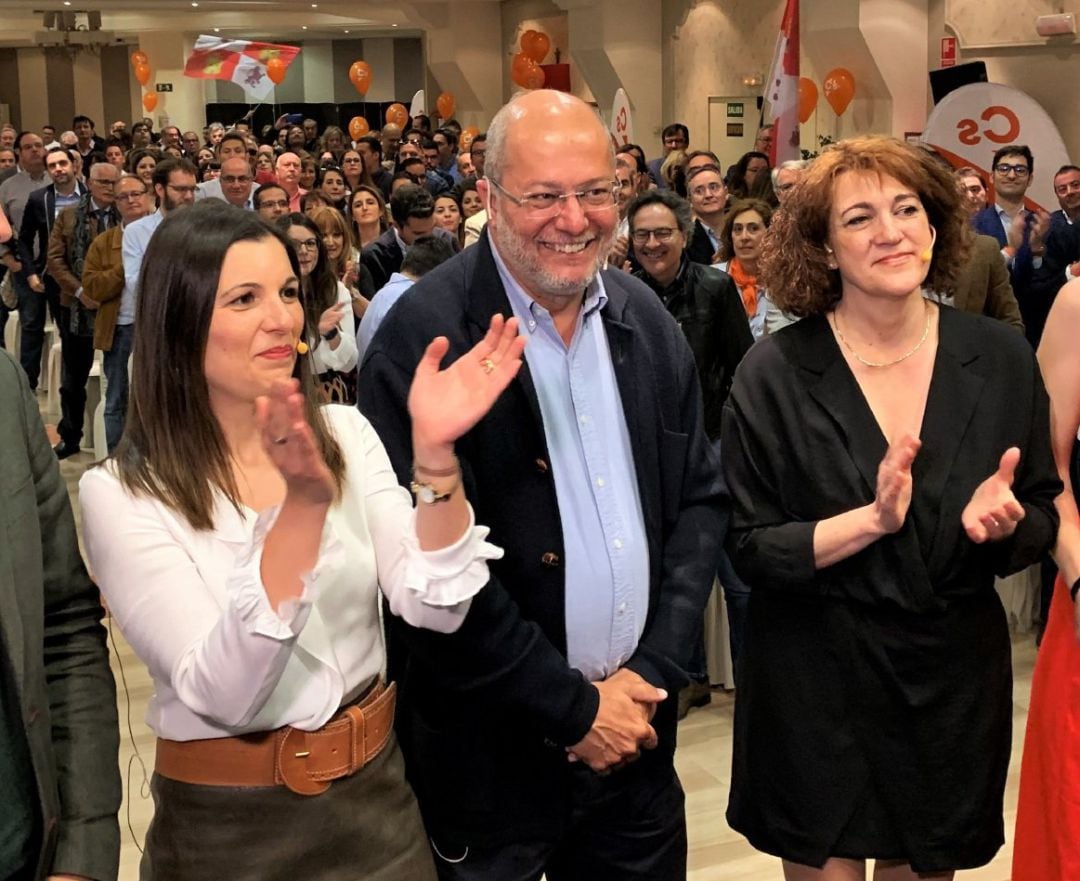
[266,57,287,85]
[436,92,456,120]
[349,60,372,97]
[385,103,409,128]
[511,52,545,90]
[520,29,550,64]
[348,116,370,140]
[822,68,856,116]
[132,51,156,112]
[798,77,818,124]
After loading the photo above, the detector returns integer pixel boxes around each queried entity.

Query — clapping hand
[255,379,336,507]
[873,434,921,534]
[962,447,1025,543]
[317,301,346,339]
[407,315,526,455]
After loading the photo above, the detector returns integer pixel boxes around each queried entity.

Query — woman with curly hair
[721,135,1061,881]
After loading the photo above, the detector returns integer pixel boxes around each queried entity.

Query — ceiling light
[63,1,71,5]
[302,26,308,30]
[311,3,318,6]
[344,29,350,34]
[191,1,198,6]
[392,23,398,27]
[213,27,220,32]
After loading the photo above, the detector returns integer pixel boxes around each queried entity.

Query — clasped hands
[568,668,668,774]
[874,434,1025,542]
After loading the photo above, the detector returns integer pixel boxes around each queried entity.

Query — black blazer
[360,226,461,292]
[18,183,86,276]
[358,231,725,846]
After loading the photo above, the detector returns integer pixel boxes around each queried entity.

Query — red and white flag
[764,0,800,165]
[184,35,300,101]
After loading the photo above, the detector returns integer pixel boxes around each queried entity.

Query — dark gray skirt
[141,733,436,881]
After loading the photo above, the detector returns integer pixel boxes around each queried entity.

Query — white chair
[46,339,62,412]
[83,352,103,454]
[3,305,17,354]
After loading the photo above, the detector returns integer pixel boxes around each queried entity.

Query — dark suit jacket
[950,232,1024,333]
[358,231,725,846]
[0,351,120,880]
[1032,210,1079,301]
[972,205,1046,345]
[359,226,461,292]
[646,156,666,189]
[18,183,87,277]
[686,218,718,265]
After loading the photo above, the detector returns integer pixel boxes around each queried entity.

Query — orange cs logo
[956,106,1021,146]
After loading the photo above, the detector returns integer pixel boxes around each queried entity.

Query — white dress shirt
[80,406,501,741]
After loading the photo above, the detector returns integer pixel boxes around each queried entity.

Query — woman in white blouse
[278,211,359,404]
[79,199,525,881]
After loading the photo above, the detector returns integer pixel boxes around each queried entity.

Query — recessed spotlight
[392,23,398,27]
[343,29,350,34]
[63,0,71,5]
[191,1,198,6]
[311,3,318,6]
[213,27,220,32]
[302,25,308,30]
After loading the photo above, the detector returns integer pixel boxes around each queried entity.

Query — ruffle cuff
[400,504,503,609]
[228,504,347,638]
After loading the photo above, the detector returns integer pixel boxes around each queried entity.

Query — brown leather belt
[155,680,396,796]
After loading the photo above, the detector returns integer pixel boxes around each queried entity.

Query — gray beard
[491,220,612,302]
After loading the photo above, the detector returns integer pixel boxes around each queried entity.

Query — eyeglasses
[631,227,677,245]
[221,175,251,184]
[488,178,618,217]
[994,163,1030,177]
[291,237,319,251]
[115,190,147,201]
[690,181,725,198]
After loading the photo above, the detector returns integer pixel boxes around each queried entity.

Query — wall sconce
[742,74,763,88]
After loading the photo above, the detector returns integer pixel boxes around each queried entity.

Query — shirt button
[618,602,627,615]
[541,552,561,567]
[528,320,536,330]
[535,458,549,473]
[613,538,623,549]
[596,476,605,487]
[579,415,588,425]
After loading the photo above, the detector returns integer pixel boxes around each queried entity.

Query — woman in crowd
[277,212,358,404]
[727,151,772,201]
[433,193,463,245]
[1013,277,1080,881]
[321,125,347,158]
[254,150,275,178]
[316,165,350,214]
[309,205,367,321]
[299,156,318,192]
[714,197,792,339]
[722,135,1061,881]
[458,177,483,221]
[661,148,687,197]
[195,147,215,180]
[80,199,524,881]
[351,184,388,250]
[340,148,373,195]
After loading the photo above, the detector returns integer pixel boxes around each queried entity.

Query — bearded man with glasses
[360,89,725,881]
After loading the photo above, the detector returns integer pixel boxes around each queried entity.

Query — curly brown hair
[717,198,774,263]
[760,135,971,317]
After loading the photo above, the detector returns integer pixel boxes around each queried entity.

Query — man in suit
[0,346,121,881]
[949,231,1025,333]
[46,161,119,457]
[1034,164,1080,296]
[359,89,724,880]
[360,184,458,291]
[971,144,1052,346]
[647,123,688,190]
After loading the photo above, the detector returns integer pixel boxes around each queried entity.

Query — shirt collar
[489,235,608,334]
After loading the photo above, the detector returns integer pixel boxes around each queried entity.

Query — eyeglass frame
[630,227,678,245]
[993,163,1030,177]
[487,178,619,217]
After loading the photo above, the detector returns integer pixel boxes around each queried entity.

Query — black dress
[721,307,1061,872]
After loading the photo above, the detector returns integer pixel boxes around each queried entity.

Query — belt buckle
[276,726,334,796]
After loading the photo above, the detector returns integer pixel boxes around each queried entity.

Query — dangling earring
[921,226,937,264]
[825,246,838,270]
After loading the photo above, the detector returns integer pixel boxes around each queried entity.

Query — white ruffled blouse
[79,405,501,741]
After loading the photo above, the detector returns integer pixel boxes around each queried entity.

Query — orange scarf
[727,258,759,318]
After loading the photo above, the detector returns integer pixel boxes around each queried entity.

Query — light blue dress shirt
[119,209,165,326]
[491,244,649,682]
[356,272,415,361]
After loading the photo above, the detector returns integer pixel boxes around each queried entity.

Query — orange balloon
[130,50,148,68]
[349,60,372,96]
[511,53,544,89]
[522,30,551,64]
[134,62,151,87]
[798,77,818,124]
[266,57,287,85]
[436,92,455,120]
[385,103,409,128]
[823,68,855,116]
[460,126,479,150]
[348,116,370,140]
[522,64,546,90]
[142,92,158,113]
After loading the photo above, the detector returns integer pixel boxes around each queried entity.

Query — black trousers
[55,305,96,447]
[430,761,687,881]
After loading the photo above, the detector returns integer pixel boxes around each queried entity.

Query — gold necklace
[832,301,932,368]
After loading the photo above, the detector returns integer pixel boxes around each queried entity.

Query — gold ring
[480,357,496,375]
[273,436,288,445]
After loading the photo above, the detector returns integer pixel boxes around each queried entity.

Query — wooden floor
[55,427,1030,881]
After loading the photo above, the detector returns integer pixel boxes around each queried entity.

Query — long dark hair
[277,212,339,338]
[111,200,344,530]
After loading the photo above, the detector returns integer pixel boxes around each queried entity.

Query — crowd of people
[2,87,1080,881]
